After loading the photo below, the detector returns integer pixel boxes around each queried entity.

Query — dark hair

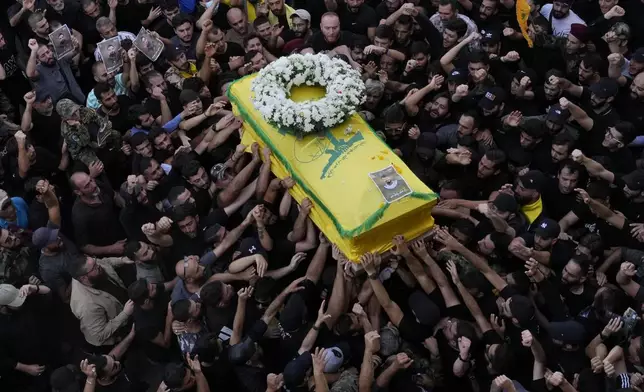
[168,186,188,204]
[451,218,476,238]
[200,281,225,307]
[545,68,565,80]
[94,83,113,101]
[614,121,636,145]
[128,104,150,124]
[135,51,153,68]
[559,159,583,176]
[335,314,354,336]
[397,15,413,27]
[409,40,429,56]
[171,13,194,28]
[553,131,575,148]
[456,320,478,344]
[124,241,142,260]
[182,77,205,93]
[172,299,192,322]
[484,149,506,167]
[570,254,591,276]
[441,179,465,195]
[467,50,489,66]
[130,132,149,148]
[253,16,270,28]
[586,180,611,200]
[489,343,514,374]
[581,52,604,74]
[457,135,477,149]
[461,110,481,128]
[243,32,262,48]
[181,160,202,178]
[172,202,197,222]
[138,157,155,175]
[444,18,467,38]
[439,0,458,11]
[461,270,491,292]
[351,35,370,49]
[579,233,603,258]
[521,123,546,139]
[507,271,531,295]
[86,355,108,378]
[375,24,394,40]
[147,127,166,144]
[143,71,163,88]
[383,103,406,124]
[81,0,97,9]
[160,0,179,11]
[163,363,187,389]
[128,278,150,305]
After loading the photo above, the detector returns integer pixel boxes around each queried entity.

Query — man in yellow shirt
[515,170,547,225]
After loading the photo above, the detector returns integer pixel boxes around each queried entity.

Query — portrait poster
[368,165,412,204]
[133,27,163,62]
[98,36,123,73]
[49,24,74,59]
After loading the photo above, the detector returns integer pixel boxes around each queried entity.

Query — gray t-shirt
[135,261,164,284]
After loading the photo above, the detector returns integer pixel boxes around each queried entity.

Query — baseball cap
[237,237,268,259]
[0,189,10,210]
[479,87,506,110]
[546,104,571,125]
[519,170,547,192]
[279,291,307,333]
[179,89,200,105]
[492,193,518,213]
[535,218,561,240]
[165,45,186,61]
[623,170,644,191]
[203,223,223,244]
[55,98,81,119]
[408,290,441,327]
[447,69,468,84]
[291,9,311,22]
[379,324,401,356]
[589,78,619,99]
[547,320,586,345]
[322,346,346,373]
[0,284,26,308]
[480,29,500,45]
[569,23,589,42]
[283,352,313,390]
[632,47,644,63]
[32,226,60,249]
[509,294,535,326]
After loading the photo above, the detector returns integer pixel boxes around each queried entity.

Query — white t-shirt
[540,4,586,37]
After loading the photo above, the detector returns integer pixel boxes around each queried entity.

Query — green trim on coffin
[227,76,438,238]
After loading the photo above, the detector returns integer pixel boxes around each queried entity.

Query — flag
[516,0,533,48]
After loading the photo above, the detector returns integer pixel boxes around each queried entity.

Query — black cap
[416,132,438,160]
[492,193,518,213]
[279,292,307,333]
[447,68,468,84]
[519,170,547,193]
[546,104,570,125]
[479,86,506,110]
[165,45,185,61]
[623,170,644,191]
[589,78,619,99]
[632,47,644,63]
[407,290,441,327]
[283,352,313,390]
[480,29,500,45]
[547,320,586,345]
[514,68,538,84]
[509,295,535,326]
[535,218,561,240]
[237,237,268,259]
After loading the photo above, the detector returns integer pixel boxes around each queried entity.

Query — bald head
[70,172,99,198]
[631,72,644,100]
[227,8,248,35]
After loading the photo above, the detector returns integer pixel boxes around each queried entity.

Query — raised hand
[408,125,420,140]
[360,252,378,276]
[602,317,624,337]
[394,353,414,369]
[238,286,254,301]
[504,110,523,127]
[390,235,410,257]
[364,330,381,353]
[521,330,533,347]
[445,260,460,284]
[289,252,306,270]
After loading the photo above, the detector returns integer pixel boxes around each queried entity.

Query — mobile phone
[622,307,639,335]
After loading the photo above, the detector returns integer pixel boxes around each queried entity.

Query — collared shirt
[164,61,198,90]
[86,73,128,109]
[33,59,85,104]
[93,31,137,61]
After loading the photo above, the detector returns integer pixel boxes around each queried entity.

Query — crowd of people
[2,0,644,391]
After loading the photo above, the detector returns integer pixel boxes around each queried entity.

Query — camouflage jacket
[60,107,121,166]
[0,246,34,286]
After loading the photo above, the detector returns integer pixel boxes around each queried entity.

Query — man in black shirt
[128,278,176,363]
[94,83,135,134]
[335,0,378,40]
[303,13,354,54]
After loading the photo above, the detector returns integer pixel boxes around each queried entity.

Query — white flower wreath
[251,53,366,135]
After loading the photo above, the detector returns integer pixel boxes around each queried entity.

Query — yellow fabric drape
[227,75,438,261]
[516,0,533,48]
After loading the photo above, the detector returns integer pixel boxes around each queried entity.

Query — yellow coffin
[227,75,437,261]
